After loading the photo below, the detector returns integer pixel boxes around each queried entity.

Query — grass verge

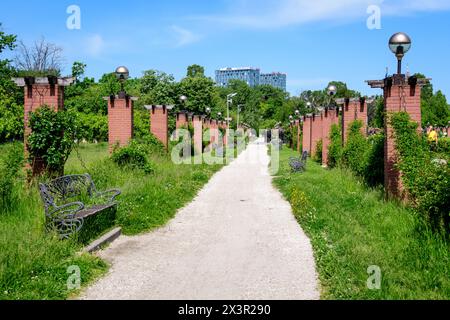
[273,147,450,299]
[1,141,223,299]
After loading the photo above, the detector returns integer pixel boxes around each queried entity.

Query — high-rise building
[215,67,260,87]
[215,67,287,91]
[260,72,287,91]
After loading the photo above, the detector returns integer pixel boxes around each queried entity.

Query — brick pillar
[342,98,354,145]
[107,95,137,152]
[302,115,312,156]
[356,97,368,136]
[210,120,219,145]
[176,112,188,129]
[311,113,323,156]
[193,115,203,155]
[146,105,173,149]
[384,76,422,199]
[368,75,425,199]
[13,76,74,175]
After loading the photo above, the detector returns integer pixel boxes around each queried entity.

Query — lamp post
[226,93,237,126]
[179,95,188,107]
[115,66,129,99]
[389,32,412,75]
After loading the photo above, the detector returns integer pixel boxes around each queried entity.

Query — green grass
[273,147,450,300]
[0,141,223,299]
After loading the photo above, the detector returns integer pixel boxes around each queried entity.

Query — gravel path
[81,139,320,300]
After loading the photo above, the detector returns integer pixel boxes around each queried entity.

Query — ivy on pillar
[369,75,426,199]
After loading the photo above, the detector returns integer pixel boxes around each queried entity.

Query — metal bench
[289,151,308,173]
[39,174,121,239]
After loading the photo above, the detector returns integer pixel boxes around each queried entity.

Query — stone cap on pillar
[366,75,431,88]
[103,96,139,101]
[12,76,75,87]
[144,105,174,114]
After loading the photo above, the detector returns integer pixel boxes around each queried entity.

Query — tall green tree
[186,64,205,78]
[140,70,177,106]
[415,73,450,127]
[0,24,23,142]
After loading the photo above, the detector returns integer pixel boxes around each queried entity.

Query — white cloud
[171,26,202,47]
[85,34,105,57]
[192,0,450,29]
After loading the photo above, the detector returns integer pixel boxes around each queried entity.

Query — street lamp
[226,93,237,125]
[179,95,188,111]
[389,32,412,75]
[115,66,129,98]
[327,84,337,97]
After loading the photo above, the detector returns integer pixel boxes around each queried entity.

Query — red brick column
[107,95,137,152]
[356,97,368,137]
[147,105,173,149]
[342,98,354,145]
[302,115,312,156]
[210,120,219,144]
[193,115,203,155]
[384,76,422,199]
[368,75,425,199]
[176,112,188,129]
[311,113,323,157]
[13,76,74,175]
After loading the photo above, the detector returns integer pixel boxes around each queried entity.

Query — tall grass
[274,148,450,299]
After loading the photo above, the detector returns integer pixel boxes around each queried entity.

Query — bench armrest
[95,189,121,204]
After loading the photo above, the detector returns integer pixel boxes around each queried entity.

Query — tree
[0,24,22,142]
[415,73,450,127]
[0,24,16,53]
[178,76,216,114]
[187,64,205,78]
[140,70,177,106]
[14,38,64,75]
[72,61,86,81]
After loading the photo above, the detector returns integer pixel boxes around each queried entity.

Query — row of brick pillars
[300,98,368,167]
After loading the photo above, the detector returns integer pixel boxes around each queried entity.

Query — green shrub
[327,124,343,168]
[342,121,370,176]
[363,133,385,187]
[314,139,323,163]
[0,100,23,143]
[390,112,450,234]
[76,113,108,142]
[111,140,155,174]
[28,106,77,175]
[436,137,450,155]
[0,143,24,212]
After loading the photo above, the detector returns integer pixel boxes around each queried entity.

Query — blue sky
[1,0,450,97]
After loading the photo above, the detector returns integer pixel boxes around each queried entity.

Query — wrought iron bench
[289,151,308,173]
[39,174,121,241]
